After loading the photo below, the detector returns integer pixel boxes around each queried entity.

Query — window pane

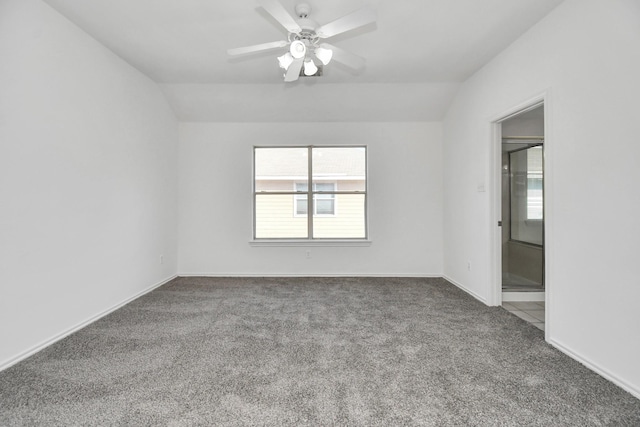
[315,199,335,215]
[510,146,543,245]
[312,147,365,192]
[313,194,365,238]
[314,182,335,192]
[255,147,308,192]
[256,194,307,238]
[296,197,307,215]
[527,146,543,220]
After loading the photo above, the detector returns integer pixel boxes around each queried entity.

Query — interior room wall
[0,0,179,369]
[178,122,443,277]
[443,0,640,397]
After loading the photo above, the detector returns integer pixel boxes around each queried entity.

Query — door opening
[502,138,544,292]
[495,102,546,331]
[500,105,544,294]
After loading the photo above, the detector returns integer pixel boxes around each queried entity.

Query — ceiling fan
[227,0,376,82]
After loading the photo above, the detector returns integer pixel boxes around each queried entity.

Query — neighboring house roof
[255,147,366,178]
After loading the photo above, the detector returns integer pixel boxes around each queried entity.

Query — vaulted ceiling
[43,0,563,121]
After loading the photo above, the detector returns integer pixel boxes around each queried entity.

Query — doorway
[502,145,544,289]
[495,103,546,329]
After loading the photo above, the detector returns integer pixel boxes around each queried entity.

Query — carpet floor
[1,277,639,426]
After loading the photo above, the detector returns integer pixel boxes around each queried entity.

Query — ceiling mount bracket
[295,3,311,18]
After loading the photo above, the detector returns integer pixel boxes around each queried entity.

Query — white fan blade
[317,7,376,39]
[227,40,288,56]
[284,57,304,82]
[320,43,365,71]
[258,0,302,34]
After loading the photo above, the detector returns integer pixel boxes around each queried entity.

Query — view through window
[254,146,367,239]
[510,145,543,245]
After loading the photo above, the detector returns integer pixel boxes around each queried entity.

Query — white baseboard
[442,275,488,305]
[445,276,639,399]
[0,274,177,372]
[177,273,441,278]
[548,337,640,400]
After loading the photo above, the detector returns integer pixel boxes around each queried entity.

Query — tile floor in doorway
[503,301,545,331]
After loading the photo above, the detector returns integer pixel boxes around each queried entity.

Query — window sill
[250,239,372,247]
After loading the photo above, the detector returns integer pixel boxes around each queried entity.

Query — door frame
[489,91,551,338]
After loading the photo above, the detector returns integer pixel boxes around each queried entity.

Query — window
[509,145,543,246]
[525,146,543,220]
[295,182,336,216]
[254,146,367,240]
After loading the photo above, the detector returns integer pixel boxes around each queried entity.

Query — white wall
[0,0,179,368]
[178,122,443,276]
[443,0,640,397]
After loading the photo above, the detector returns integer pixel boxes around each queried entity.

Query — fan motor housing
[297,17,318,33]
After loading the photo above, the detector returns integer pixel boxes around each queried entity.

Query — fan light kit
[228,0,376,82]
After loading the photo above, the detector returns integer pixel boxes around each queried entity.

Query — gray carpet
[1,277,639,426]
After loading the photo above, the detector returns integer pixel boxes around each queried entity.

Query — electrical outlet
[160,255,164,265]
[306,250,311,259]
[467,261,471,271]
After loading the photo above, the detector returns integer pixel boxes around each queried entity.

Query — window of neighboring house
[254,146,367,240]
[294,182,336,216]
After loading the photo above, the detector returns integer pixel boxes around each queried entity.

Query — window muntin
[254,146,367,240]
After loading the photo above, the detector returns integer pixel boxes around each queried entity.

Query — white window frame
[252,145,368,242]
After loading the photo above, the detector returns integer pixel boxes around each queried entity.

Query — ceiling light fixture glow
[277,52,294,70]
[314,46,333,65]
[303,60,318,76]
[290,40,306,59]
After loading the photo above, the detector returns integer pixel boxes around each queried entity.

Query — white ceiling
[42,0,563,122]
